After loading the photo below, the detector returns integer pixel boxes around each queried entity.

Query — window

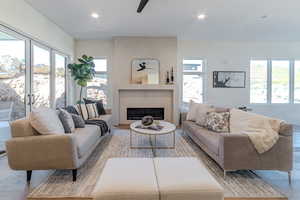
[54,53,67,108]
[250,59,295,104]
[294,61,300,103]
[250,60,268,103]
[271,60,290,103]
[182,59,204,104]
[87,58,108,105]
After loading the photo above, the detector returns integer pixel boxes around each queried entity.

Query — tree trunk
[79,86,83,104]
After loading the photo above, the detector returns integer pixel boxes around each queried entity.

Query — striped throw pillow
[86,103,99,119]
[77,104,89,120]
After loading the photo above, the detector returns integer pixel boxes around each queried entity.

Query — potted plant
[68,55,95,104]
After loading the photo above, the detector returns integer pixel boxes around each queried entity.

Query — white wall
[75,38,300,125]
[0,0,74,56]
[178,40,300,124]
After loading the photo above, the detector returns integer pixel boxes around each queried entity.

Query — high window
[182,59,204,105]
[250,60,268,103]
[87,58,108,106]
[250,59,297,104]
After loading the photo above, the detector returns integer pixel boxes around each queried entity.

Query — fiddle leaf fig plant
[68,55,95,104]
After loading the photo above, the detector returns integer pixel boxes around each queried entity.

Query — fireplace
[127,108,164,120]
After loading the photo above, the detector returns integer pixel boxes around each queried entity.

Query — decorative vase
[166,71,170,84]
[170,67,174,83]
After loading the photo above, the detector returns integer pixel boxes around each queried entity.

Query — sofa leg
[288,171,292,185]
[223,170,227,179]
[27,170,32,182]
[72,169,77,182]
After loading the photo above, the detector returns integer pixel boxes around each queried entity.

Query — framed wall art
[131,58,160,84]
[213,71,246,88]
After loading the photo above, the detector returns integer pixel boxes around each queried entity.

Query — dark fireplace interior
[127,108,164,120]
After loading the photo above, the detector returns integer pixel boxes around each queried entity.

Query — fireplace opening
[127,108,164,120]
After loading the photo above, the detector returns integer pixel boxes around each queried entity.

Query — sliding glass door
[0,29,29,121]
[54,53,67,108]
[31,44,51,109]
[0,28,30,151]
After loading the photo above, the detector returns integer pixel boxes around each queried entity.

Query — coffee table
[130,121,176,156]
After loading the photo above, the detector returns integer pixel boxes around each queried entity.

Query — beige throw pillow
[186,101,200,121]
[29,108,65,135]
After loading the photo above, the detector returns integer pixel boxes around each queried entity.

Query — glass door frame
[30,41,52,110]
[0,25,31,117]
[52,50,69,108]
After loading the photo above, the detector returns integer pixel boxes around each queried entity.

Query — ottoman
[93,157,224,200]
[93,158,159,200]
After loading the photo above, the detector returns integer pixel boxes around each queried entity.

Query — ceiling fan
[137,0,149,13]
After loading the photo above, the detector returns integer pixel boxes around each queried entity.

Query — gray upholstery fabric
[73,125,101,158]
[182,119,293,172]
[71,114,85,128]
[6,115,109,172]
[58,109,75,133]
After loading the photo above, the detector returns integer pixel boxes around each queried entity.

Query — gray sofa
[5,109,112,182]
[181,111,293,183]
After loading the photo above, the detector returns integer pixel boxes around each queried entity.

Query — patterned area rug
[28,130,286,199]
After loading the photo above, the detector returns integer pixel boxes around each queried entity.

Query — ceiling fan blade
[137,0,149,13]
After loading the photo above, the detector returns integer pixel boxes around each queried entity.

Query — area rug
[28,129,286,200]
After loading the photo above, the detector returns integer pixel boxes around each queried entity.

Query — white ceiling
[25,0,300,41]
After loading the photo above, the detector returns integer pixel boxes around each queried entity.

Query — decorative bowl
[141,116,154,127]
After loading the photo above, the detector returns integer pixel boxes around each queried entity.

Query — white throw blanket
[230,109,282,154]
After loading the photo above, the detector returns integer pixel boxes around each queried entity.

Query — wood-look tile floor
[0,129,299,200]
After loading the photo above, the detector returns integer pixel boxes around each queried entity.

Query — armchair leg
[72,169,77,182]
[223,170,227,179]
[27,170,32,182]
[288,171,292,185]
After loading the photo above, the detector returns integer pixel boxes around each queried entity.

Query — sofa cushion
[205,112,230,133]
[73,125,101,158]
[29,108,65,135]
[184,121,220,155]
[58,109,75,133]
[71,114,85,128]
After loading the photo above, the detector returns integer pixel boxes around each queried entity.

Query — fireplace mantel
[116,84,177,125]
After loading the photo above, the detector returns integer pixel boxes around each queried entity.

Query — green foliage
[68,55,95,87]
[68,55,95,103]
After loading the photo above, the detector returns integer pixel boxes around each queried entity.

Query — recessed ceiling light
[91,13,99,19]
[197,14,207,20]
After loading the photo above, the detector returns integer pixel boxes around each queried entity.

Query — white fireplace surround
[116,85,177,125]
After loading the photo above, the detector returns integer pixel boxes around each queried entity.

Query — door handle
[27,94,31,105]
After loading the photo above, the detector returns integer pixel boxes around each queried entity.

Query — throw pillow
[186,100,200,121]
[195,105,215,127]
[86,103,99,119]
[29,108,65,135]
[77,104,89,120]
[71,114,85,128]
[65,105,80,115]
[205,112,230,133]
[83,98,106,115]
[58,109,75,133]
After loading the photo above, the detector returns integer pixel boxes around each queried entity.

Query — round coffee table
[130,121,176,156]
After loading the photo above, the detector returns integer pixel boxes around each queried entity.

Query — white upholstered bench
[93,157,223,200]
